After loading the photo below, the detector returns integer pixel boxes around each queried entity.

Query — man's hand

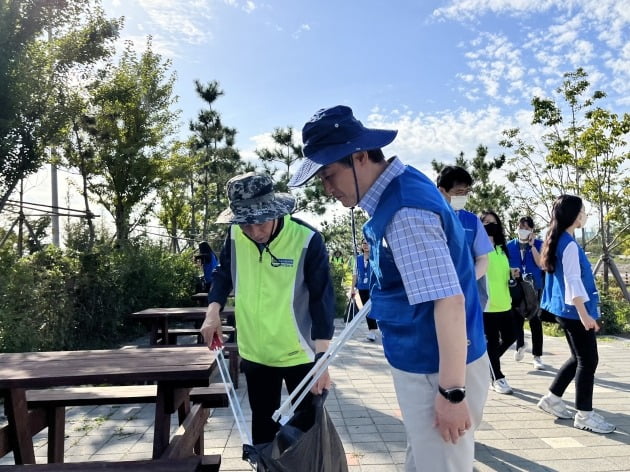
[200,302,223,350]
[434,394,471,444]
[311,368,331,395]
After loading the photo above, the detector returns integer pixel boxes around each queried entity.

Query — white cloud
[363,106,530,175]
[433,0,562,22]
[137,0,214,46]
[119,34,179,59]
[292,24,311,39]
[240,132,280,163]
[461,32,526,103]
[224,0,257,14]
[436,0,630,107]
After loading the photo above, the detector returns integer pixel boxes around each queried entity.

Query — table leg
[149,321,159,345]
[4,388,36,464]
[152,383,172,459]
[160,317,169,345]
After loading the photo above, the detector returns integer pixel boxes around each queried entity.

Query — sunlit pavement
[3,320,630,471]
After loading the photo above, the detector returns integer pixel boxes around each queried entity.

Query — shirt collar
[359,157,405,216]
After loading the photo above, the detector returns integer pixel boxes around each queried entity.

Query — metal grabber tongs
[272,300,371,425]
[212,300,371,468]
[212,336,257,470]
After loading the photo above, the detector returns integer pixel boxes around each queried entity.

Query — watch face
[447,389,466,403]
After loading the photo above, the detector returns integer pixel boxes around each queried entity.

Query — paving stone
[6,321,630,471]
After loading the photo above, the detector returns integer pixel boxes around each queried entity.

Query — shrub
[599,286,630,335]
[0,242,199,352]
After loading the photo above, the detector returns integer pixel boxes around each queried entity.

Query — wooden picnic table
[128,306,235,346]
[191,292,209,306]
[0,346,216,465]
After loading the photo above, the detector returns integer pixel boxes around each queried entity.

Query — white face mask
[517,229,532,241]
[449,195,468,211]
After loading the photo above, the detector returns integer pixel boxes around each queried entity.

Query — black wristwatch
[438,386,466,403]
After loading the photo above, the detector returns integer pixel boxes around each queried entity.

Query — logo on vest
[270,258,294,268]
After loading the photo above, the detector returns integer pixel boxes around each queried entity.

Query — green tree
[501,68,629,298]
[578,108,630,295]
[156,141,194,252]
[61,94,99,249]
[189,80,243,241]
[83,39,178,245]
[0,0,120,214]
[255,127,303,191]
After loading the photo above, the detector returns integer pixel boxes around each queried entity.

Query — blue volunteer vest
[506,238,544,290]
[457,209,489,309]
[457,209,478,250]
[363,166,486,373]
[541,232,599,320]
[355,255,371,290]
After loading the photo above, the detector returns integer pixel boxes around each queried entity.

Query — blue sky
[19,0,630,232]
[99,0,629,174]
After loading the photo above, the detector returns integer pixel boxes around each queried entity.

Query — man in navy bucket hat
[290,106,489,472]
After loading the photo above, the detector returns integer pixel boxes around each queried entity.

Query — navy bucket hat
[216,172,295,224]
[288,105,397,187]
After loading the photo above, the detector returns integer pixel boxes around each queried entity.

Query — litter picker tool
[273,300,371,425]
[213,342,257,471]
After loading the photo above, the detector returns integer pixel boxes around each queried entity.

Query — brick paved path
[2,320,630,471]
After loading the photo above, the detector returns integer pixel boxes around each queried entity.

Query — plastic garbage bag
[244,391,348,472]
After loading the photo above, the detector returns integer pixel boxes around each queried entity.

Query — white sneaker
[492,378,513,394]
[532,356,545,370]
[366,331,376,342]
[574,411,615,434]
[514,344,526,362]
[537,395,573,419]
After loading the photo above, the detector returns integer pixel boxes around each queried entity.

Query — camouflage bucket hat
[216,172,296,224]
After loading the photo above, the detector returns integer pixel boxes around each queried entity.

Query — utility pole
[51,157,60,247]
[48,26,60,247]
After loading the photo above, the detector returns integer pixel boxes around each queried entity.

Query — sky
[17,0,630,237]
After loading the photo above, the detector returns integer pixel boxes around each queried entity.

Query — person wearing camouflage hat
[200,172,336,446]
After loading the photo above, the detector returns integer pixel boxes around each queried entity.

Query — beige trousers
[391,353,490,472]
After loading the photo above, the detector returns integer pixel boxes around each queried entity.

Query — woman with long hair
[536,195,614,433]
[480,210,516,395]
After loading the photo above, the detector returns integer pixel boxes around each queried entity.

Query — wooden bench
[0,384,229,463]
[0,454,221,471]
[158,326,235,345]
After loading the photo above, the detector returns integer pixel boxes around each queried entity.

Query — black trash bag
[510,275,540,320]
[243,391,348,472]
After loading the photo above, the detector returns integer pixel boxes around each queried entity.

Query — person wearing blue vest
[195,241,218,292]
[199,172,336,445]
[437,166,493,309]
[351,239,379,341]
[289,105,489,472]
[506,216,545,370]
[537,195,614,434]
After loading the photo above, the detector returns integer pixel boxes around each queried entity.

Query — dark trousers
[359,289,378,330]
[483,311,516,381]
[549,317,599,411]
[513,312,543,356]
[241,358,315,445]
